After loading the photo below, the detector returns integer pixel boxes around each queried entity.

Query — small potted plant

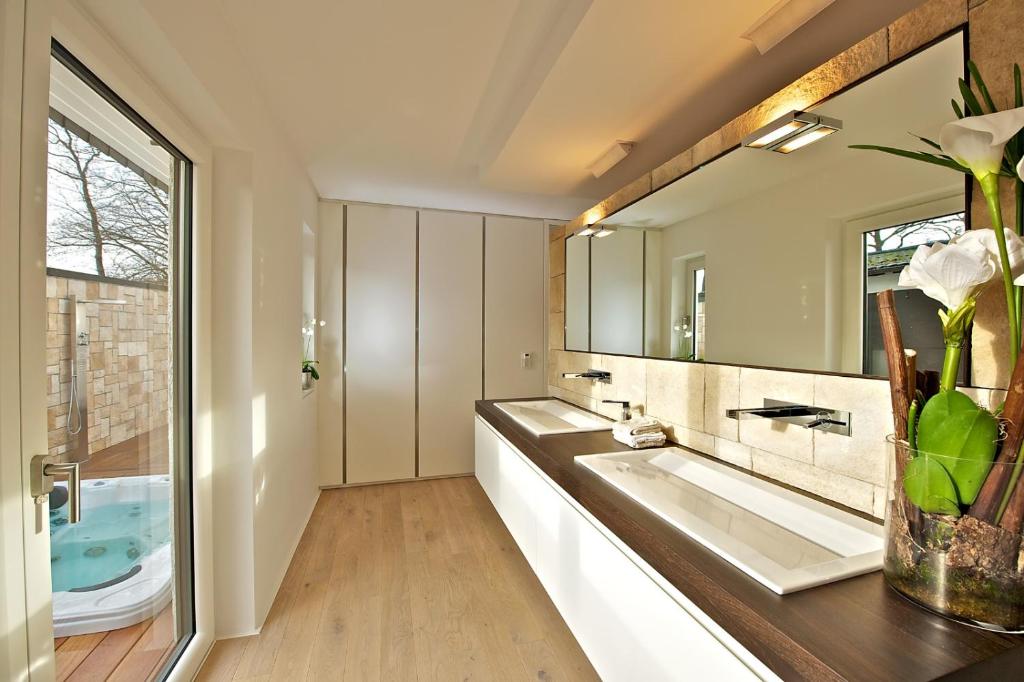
[301,318,325,391]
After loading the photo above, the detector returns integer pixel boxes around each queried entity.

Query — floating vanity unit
[475,398,1024,680]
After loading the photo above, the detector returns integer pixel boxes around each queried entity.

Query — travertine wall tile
[704,364,740,441]
[646,359,704,430]
[692,129,725,168]
[738,367,814,463]
[594,173,653,221]
[549,274,564,314]
[598,354,647,415]
[714,437,753,469]
[663,420,715,453]
[812,374,892,487]
[890,0,967,61]
[548,312,564,351]
[652,148,693,190]
[752,448,876,514]
[549,234,565,278]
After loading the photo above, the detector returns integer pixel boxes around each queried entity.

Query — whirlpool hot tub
[50,474,174,637]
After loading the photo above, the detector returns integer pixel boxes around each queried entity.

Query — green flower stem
[939,341,963,392]
[980,173,1020,367]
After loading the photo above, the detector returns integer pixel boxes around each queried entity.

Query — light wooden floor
[55,605,175,681]
[198,476,598,681]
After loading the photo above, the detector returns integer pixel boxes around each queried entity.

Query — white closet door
[345,203,416,483]
[484,216,545,399]
[419,210,482,477]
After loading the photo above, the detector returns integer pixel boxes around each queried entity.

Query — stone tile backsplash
[547,349,984,519]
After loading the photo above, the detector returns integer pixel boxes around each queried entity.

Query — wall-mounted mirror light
[575,224,617,238]
[742,110,842,154]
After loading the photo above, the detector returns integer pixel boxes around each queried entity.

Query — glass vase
[884,436,1024,632]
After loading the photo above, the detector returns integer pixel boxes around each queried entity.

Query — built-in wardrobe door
[419,210,483,477]
[484,216,546,399]
[345,204,416,483]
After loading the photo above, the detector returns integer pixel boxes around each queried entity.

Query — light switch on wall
[521,352,532,369]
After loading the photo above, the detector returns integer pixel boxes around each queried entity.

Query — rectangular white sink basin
[495,399,613,437]
[576,447,883,594]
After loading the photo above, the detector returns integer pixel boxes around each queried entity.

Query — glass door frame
[47,38,197,677]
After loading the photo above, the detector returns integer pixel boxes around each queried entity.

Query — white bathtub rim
[51,474,174,637]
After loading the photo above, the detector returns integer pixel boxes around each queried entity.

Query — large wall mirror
[565,32,973,383]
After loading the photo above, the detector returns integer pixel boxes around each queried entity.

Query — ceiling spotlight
[742,111,841,154]
[741,0,836,55]
[587,141,634,178]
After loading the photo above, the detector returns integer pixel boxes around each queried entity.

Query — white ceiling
[77,0,927,219]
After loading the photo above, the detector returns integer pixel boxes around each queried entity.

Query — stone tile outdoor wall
[547,0,1018,518]
[46,275,170,458]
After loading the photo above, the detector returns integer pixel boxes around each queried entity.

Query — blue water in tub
[49,486,171,593]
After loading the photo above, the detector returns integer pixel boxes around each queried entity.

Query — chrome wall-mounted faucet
[727,399,851,436]
[602,399,631,421]
[562,369,611,383]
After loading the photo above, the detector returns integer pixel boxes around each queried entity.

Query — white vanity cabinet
[474,416,774,681]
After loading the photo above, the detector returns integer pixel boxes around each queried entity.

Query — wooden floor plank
[107,606,175,682]
[198,477,598,682]
[195,635,253,682]
[56,631,107,681]
[67,618,150,680]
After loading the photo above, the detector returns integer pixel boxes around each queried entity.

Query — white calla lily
[954,228,1024,280]
[898,240,996,310]
[939,107,1024,180]
[1018,155,1024,183]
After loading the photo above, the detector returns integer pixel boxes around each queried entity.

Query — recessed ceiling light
[741,0,836,55]
[587,141,634,178]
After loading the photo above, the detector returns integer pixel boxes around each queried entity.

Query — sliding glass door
[40,41,194,680]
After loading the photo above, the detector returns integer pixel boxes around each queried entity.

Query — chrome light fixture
[574,223,617,238]
[742,111,842,154]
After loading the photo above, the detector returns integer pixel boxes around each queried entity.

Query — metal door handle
[30,455,82,523]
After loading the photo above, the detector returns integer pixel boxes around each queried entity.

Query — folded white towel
[613,429,666,449]
[613,415,663,436]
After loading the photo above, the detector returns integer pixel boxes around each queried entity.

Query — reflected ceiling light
[742,110,841,154]
[741,0,836,55]
[587,141,634,178]
[593,225,617,238]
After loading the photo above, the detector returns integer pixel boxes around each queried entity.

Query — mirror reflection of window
[861,212,967,380]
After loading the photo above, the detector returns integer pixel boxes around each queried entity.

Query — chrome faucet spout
[562,369,611,383]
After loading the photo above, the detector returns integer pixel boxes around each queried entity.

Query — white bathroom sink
[495,399,613,437]
[575,447,883,594]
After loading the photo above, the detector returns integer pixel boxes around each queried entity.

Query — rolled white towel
[613,429,666,449]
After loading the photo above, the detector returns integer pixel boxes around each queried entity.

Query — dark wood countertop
[475,398,1024,681]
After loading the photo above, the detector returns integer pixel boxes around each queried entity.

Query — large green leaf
[904,454,961,516]
[915,391,999,505]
